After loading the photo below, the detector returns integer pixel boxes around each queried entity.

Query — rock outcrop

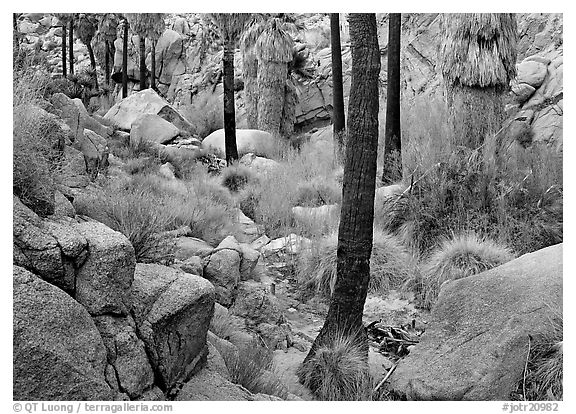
[389,243,563,400]
[13,266,114,400]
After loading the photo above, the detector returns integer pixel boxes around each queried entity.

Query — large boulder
[93,315,155,399]
[72,220,136,316]
[239,152,281,176]
[104,89,193,134]
[203,236,242,306]
[388,243,563,400]
[130,113,180,146]
[50,93,112,141]
[229,281,284,327]
[202,129,278,158]
[130,263,215,391]
[176,367,255,401]
[59,146,91,189]
[154,29,187,86]
[73,128,109,180]
[13,266,114,400]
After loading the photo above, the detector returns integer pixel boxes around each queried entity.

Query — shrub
[13,105,66,217]
[297,229,415,298]
[299,330,372,400]
[294,179,341,207]
[417,233,514,310]
[74,177,177,263]
[220,339,289,399]
[209,310,249,346]
[180,92,223,139]
[220,164,257,193]
[519,307,563,401]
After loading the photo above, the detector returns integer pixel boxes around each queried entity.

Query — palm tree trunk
[257,60,288,136]
[122,18,129,99]
[104,40,110,85]
[151,41,156,90]
[299,13,380,386]
[61,24,67,78]
[331,13,346,164]
[382,13,402,184]
[139,36,146,90]
[223,39,239,165]
[68,18,74,75]
[86,41,99,91]
[243,51,259,129]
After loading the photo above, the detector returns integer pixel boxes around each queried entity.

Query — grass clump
[220,164,257,193]
[299,331,372,401]
[294,179,341,207]
[416,233,514,310]
[520,308,563,401]
[74,177,177,263]
[220,339,289,399]
[297,229,415,298]
[209,308,250,346]
[180,92,223,139]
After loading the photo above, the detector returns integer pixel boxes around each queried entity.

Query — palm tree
[126,14,165,91]
[382,13,402,184]
[68,14,75,75]
[255,18,294,136]
[121,16,129,98]
[330,13,346,164]
[208,13,252,165]
[440,13,518,149]
[299,13,380,389]
[97,13,119,87]
[240,16,265,129]
[55,13,70,78]
[76,14,99,90]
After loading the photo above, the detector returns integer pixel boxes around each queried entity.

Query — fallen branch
[373,363,398,394]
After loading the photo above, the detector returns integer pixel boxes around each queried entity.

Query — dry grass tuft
[297,229,415,298]
[299,331,372,400]
[417,232,514,309]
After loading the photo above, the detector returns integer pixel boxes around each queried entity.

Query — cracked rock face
[130,263,215,391]
[13,266,114,400]
[388,243,563,400]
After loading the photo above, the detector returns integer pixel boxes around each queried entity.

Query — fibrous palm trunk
[243,51,259,129]
[61,24,67,78]
[331,13,346,164]
[447,85,505,149]
[382,13,402,184]
[223,40,239,165]
[68,18,74,75]
[299,13,380,386]
[122,19,129,98]
[139,36,146,90]
[257,60,288,136]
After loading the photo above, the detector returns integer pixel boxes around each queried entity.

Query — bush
[13,104,66,217]
[209,309,249,346]
[74,177,177,264]
[294,179,341,207]
[416,233,514,310]
[220,339,289,399]
[180,92,223,139]
[519,307,562,401]
[297,229,415,298]
[299,330,372,401]
[220,164,257,193]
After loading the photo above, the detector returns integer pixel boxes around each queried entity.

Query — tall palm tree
[382,13,402,184]
[68,15,75,75]
[299,13,380,390]
[255,18,294,137]
[55,13,70,78]
[208,13,252,165]
[97,13,119,87]
[240,16,265,129]
[126,14,165,91]
[440,13,518,149]
[76,14,99,90]
[330,13,346,164]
